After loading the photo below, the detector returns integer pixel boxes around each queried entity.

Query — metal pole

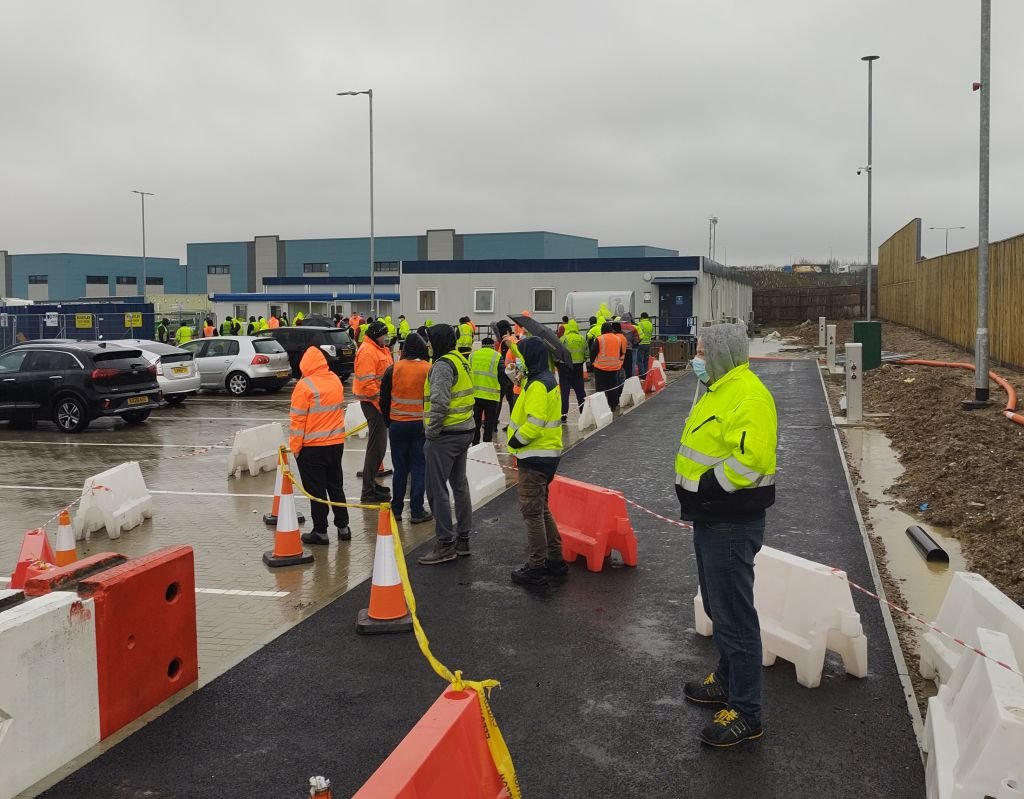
[945,229,950,254]
[368,89,376,318]
[862,56,879,321]
[974,0,991,403]
[132,190,153,299]
[707,218,712,260]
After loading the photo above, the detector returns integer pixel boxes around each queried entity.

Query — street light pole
[862,55,879,321]
[969,0,992,406]
[928,225,966,254]
[337,89,375,317]
[707,216,718,262]
[131,190,154,298]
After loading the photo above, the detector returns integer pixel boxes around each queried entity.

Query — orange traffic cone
[658,346,666,367]
[308,776,333,798]
[263,474,314,568]
[356,507,412,635]
[264,459,305,526]
[54,509,77,567]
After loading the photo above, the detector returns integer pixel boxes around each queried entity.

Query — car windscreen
[324,330,353,346]
[253,339,286,354]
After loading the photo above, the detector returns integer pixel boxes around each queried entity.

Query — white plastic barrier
[924,627,1024,799]
[227,422,286,477]
[920,571,1024,686]
[466,443,507,508]
[73,461,153,541]
[344,401,369,439]
[694,545,868,688]
[619,376,645,409]
[578,391,613,432]
[0,593,101,799]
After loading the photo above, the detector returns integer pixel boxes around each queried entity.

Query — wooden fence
[753,283,875,323]
[878,218,1024,369]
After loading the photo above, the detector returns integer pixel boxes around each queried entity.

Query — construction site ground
[11,362,924,798]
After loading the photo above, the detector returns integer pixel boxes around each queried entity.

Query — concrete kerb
[815,358,926,751]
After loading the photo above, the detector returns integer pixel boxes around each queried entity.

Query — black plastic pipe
[906,525,949,564]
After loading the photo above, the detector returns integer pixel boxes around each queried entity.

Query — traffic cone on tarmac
[356,506,413,635]
[263,474,314,568]
[658,346,666,368]
[264,459,305,526]
[54,509,77,567]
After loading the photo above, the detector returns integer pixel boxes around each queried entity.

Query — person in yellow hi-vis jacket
[675,321,777,749]
[506,337,567,587]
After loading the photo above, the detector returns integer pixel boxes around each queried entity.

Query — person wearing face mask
[353,320,394,503]
[675,322,778,749]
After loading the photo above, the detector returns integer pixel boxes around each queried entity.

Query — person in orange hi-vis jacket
[289,347,350,545]
[353,320,394,503]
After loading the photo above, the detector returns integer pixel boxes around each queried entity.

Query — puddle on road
[843,426,968,623]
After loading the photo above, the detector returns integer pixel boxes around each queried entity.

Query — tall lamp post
[861,55,879,321]
[337,89,375,317]
[707,216,718,262]
[131,190,154,298]
[928,225,966,254]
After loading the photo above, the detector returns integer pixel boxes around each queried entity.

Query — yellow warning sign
[124,312,143,328]
[75,313,93,329]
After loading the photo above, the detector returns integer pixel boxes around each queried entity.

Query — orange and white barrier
[263,476,314,568]
[228,423,286,477]
[694,545,868,688]
[74,461,153,540]
[356,508,412,634]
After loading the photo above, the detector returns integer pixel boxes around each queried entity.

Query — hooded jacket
[507,337,562,478]
[380,332,430,425]
[559,319,587,364]
[353,333,394,409]
[424,324,474,438]
[289,347,345,455]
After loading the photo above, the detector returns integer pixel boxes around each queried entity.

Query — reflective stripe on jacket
[507,377,563,459]
[353,339,394,408]
[390,359,431,422]
[593,333,624,371]
[424,352,475,428]
[289,348,346,454]
[470,348,501,400]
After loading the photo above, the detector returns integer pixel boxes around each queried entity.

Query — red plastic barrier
[23,552,128,597]
[643,358,666,393]
[549,476,638,572]
[353,688,509,799]
[77,545,198,738]
[9,528,56,589]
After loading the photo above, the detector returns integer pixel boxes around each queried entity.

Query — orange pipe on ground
[894,359,1024,427]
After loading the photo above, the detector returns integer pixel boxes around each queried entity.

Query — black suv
[0,341,164,433]
[257,326,356,380]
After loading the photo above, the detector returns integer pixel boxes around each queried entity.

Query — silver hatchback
[180,336,292,396]
[106,339,201,405]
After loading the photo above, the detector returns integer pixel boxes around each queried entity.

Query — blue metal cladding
[282,236,419,278]
[185,242,249,292]
[10,254,184,299]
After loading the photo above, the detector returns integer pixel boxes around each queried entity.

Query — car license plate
[127,396,149,406]
[172,366,189,375]
[276,371,291,379]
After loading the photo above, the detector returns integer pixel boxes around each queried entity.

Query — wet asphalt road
[29,362,925,799]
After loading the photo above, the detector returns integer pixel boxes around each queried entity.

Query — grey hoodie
[700,322,749,384]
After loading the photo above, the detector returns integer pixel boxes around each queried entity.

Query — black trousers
[361,402,388,495]
[558,364,586,416]
[594,368,622,411]
[473,398,500,445]
[499,378,517,419]
[296,444,348,533]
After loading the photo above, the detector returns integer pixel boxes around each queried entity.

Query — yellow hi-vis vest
[507,377,563,459]
[560,330,587,364]
[457,323,474,350]
[423,352,475,428]
[470,347,501,400]
[675,363,777,495]
[638,318,654,344]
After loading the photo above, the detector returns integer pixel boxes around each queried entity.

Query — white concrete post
[826,324,837,370]
[818,317,827,348]
[845,343,863,423]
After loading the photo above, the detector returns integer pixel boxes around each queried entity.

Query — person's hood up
[385,315,392,323]
[701,322,749,384]
[429,323,457,358]
[401,332,429,360]
[299,346,330,377]
[519,336,556,390]
[565,319,579,334]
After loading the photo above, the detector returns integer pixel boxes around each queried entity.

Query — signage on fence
[44,312,59,327]
[0,313,7,328]
[75,313,93,329]
[124,312,142,328]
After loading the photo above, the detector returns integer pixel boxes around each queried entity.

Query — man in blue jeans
[674,322,778,747]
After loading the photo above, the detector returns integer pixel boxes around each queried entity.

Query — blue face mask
[691,356,709,382]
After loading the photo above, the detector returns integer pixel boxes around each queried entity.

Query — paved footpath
[41,360,925,799]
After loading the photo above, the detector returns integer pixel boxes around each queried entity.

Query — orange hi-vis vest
[353,339,394,409]
[203,325,215,337]
[288,350,346,455]
[268,316,280,329]
[390,359,431,422]
[594,333,625,371]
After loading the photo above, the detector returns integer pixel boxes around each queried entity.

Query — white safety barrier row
[227,422,286,477]
[0,592,101,799]
[694,545,868,688]
[465,443,506,508]
[920,571,1024,686]
[619,376,646,409]
[578,391,613,432]
[344,401,369,439]
[74,461,153,541]
[924,627,1024,799]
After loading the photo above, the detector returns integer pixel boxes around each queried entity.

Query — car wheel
[52,395,89,433]
[166,394,186,405]
[226,371,251,396]
[122,409,151,425]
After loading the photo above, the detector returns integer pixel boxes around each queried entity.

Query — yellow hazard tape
[388,511,522,799]
[277,446,381,510]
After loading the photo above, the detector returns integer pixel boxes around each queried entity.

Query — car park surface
[179,336,291,395]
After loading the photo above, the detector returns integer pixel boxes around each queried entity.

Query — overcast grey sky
[1,1,1021,266]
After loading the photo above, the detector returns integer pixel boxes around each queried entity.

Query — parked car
[0,341,163,433]
[179,336,291,396]
[106,339,200,405]
[257,326,356,380]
